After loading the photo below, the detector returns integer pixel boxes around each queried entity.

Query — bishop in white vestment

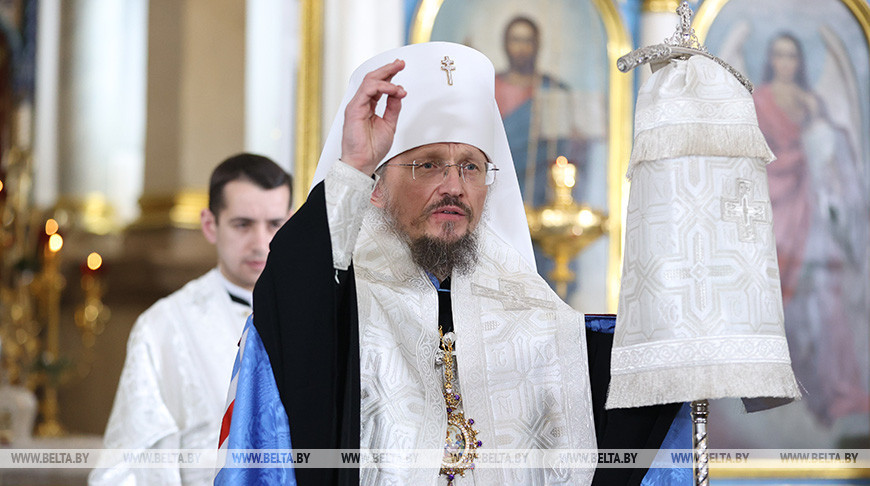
[217,42,679,486]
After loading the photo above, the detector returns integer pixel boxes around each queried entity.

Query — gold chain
[439,327,480,484]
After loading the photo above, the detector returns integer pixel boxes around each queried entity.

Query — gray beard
[407,228,479,279]
[380,204,480,279]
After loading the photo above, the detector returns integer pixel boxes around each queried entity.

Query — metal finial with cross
[665,1,707,52]
[440,56,455,86]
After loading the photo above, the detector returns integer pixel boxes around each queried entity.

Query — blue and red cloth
[215,315,296,485]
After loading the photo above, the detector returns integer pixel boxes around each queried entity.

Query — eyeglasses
[383,159,499,186]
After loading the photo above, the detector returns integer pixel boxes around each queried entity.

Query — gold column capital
[131,190,207,230]
[643,0,681,13]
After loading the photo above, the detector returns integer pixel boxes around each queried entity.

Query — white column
[638,1,680,87]
[322,0,404,136]
[245,0,298,173]
[56,0,147,229]
[33,0,61,210]
[141,0,246,225]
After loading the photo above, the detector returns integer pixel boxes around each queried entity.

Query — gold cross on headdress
[440,56,455,86]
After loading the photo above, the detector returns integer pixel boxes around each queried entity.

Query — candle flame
[554,156,576,188]
[87,252,103,271]
[48,233,63,253]
[578,208,596,227]
[45,218,59,236]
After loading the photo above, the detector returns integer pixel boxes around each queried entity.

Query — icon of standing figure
[755,31,870,428]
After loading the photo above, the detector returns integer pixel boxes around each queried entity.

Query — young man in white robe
[89,153,292,486]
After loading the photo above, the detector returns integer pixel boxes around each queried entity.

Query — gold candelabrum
[525,156,608,299]
[0,146,111,439]
[33,226,66,437]
[75,252,110,362]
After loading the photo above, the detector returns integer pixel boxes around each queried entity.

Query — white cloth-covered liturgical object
[606,56,801,409]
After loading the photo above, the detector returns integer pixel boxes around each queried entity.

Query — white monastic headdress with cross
[312,41,535,269]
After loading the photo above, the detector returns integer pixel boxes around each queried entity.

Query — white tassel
[605,362,801,409]
[627,124,775,180]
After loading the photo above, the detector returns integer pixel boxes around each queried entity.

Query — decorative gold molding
[294,0,324,209]
[131,190,207,230]
[693,0,870,479]
[591,0,633,314]
[409,0,446,44]
[843,0,870,35]
[710,460,870,479]
[695,0,870,44]
[692,0,730,41]
[412,0,632,312]
[642,0,681,14]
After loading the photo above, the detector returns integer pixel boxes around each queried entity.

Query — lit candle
[41,219,62,261]
[552,156,576,188]
[81,252,103,276]
[45,219,59,236]
[47,234,63,253]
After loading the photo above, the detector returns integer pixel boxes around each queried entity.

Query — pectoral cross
[441,56,455,86]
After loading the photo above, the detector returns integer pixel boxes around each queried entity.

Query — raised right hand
[340,59,407,176]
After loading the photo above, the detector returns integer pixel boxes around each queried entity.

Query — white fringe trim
[627,124,776,180]
[604,362,801,410]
